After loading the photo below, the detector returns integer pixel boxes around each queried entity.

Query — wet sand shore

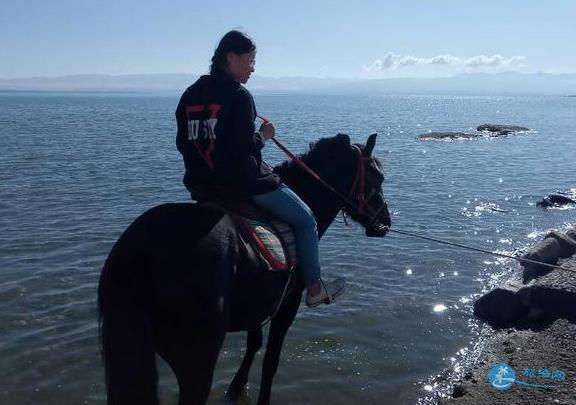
[441,232,576,404]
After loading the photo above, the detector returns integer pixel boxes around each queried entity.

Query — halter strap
[347,145,372,216]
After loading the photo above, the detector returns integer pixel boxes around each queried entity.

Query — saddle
[193,186,298,272]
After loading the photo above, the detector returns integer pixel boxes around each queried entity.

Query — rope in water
[258,115,575,274]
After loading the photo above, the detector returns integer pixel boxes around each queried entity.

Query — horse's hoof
[225,389,239,402]
[225,384,247,403]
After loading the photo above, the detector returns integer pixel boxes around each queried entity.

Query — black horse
[98,133,391,405]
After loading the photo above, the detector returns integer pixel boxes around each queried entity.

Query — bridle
[344,145,386,225]
[259,114,386,227]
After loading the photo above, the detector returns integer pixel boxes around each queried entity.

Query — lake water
[0,90,574,404]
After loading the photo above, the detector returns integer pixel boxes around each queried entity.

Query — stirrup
[305,278,346,308]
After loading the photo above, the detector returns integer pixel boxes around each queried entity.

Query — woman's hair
[210,30,256,75]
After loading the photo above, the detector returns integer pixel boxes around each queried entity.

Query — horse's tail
[98,247,159,405]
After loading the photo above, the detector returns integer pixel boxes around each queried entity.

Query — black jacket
[175,72,281,196]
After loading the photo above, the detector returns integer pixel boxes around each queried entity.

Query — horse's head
[306,133,391,237]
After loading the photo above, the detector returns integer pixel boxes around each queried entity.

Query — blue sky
[1,0,575,79]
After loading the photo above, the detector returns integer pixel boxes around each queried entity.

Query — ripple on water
[1,93,575,404]
[461,201,508,218]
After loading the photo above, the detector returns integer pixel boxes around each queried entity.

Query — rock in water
[476,124,530,133]
[417,132,480,140]
[537,194,576,208]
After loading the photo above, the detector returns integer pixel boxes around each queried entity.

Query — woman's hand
[259,122,275,140]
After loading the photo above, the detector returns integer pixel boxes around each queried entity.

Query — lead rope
[388,228,575,273]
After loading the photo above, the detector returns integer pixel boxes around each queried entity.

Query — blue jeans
[252,184,320,287]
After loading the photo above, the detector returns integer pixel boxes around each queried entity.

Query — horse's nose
[365,223,389,237]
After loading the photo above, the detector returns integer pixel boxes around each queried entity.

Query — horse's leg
[257,294,301,405]
[226,328,263,400]
[157,327,226,405]
[155,273,231,405]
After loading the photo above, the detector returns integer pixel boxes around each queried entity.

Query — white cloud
[429,55,461,65]
[397,55,420,67]
[364,53,526,71]
[464,54,526,67]
[364,52,398,71]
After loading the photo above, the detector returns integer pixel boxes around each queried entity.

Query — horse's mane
[274,133,383,174]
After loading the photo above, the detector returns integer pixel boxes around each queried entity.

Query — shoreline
[438,229,576,404]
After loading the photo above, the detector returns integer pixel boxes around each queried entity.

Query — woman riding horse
[175,30,345,306]
[98,31,391,405]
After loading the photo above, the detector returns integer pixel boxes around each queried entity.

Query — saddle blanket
[234,216,298,272]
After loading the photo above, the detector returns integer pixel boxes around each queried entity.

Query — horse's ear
[363,133,377,156]
[335,133,351,146]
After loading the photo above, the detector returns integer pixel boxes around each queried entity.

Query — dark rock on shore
[473,229,576,326]
[521,230,576,282]
[519,268,576,325]
[473,287,526,328]
[477,124,530,134]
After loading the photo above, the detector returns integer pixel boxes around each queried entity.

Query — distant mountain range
[1,72,576,95]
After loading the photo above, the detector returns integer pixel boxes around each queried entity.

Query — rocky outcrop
[418,124,532,141]
[476,124,530,134]
[473,229,576,328]
[521,230,576,282]
[537,193,576,208]
[473,287,526,328]
[417,132,480,140]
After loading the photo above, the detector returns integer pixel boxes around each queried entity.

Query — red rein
[257,114,371,218]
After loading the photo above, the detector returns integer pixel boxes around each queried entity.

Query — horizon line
[1,71,576,82]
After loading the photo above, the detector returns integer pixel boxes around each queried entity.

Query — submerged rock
[417,132,480,140]
[476,124,530,134]
[419,124,531,141]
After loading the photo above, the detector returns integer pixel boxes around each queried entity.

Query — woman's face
[226,50,256,84]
